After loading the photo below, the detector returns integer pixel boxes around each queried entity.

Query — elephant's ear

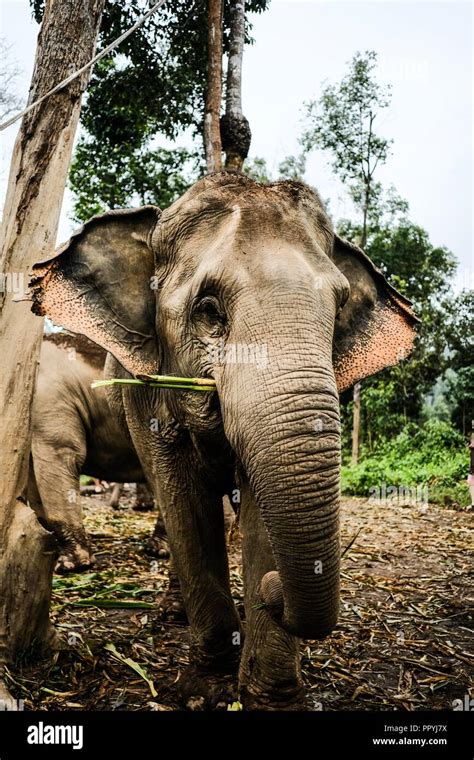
[29,206,161,376]
[332,234,419,392]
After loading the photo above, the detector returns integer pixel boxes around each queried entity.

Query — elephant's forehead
[162,193,285,235]
[160,195,322,255]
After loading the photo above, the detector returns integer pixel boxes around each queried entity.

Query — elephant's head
[29,172,418,639]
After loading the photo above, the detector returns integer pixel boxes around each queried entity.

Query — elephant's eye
[193,296,226,328]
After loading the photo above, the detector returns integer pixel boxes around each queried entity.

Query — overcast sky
[0,0,472,290]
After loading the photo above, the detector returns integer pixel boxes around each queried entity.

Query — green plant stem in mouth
[91,374,216,393]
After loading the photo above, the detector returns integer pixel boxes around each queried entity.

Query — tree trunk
[0,0,105,703]
[360,185,369,247]
[351,381,361,464]
[204,0,223,173]
[221,0,251,171]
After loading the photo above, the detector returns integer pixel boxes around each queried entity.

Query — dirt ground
[6,493,473,711]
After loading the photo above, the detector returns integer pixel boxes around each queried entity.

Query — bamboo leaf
[91,375,216,393]
[104,643,157,697]
[227,701,243,711]
[68,599,155,609]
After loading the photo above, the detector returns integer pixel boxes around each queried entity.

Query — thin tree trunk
[221,0,251,171]
[0,0,105,701]
[361,207,368,249]
[204,0,223,173]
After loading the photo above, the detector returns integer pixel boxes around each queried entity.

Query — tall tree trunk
[204,0,223,173]
[360,177,370,249]
[221,0,251,171]
[0,0,105,705]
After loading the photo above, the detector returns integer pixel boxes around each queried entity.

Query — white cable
[0,0,168,132]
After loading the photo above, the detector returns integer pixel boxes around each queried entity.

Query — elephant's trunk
[217,293,341,639]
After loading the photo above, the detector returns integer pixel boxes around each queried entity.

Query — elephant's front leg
[29,440,94,574]
[238,476,305,709]
[154,447,242,673]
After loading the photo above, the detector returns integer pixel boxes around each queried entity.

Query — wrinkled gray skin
[28,334,168,573]
[30,173,417,708]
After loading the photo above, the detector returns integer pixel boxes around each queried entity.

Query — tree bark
[221,0,251,171]
[204,0,223,173]
[0,0,105,702]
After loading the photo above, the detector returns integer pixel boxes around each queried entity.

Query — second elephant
[28,333,168,572]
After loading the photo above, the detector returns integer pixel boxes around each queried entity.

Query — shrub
[341,419,470,507]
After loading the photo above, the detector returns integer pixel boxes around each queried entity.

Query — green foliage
[70,139,197,221]
[422,380,452,424]
[445,289,474,368]
[52,570,159,609]
[302,51,392,236]
[342,420,469,507]
[300,50,456,452]
[278,153,306,181]
[30,0,269,220]
[303,50,392,179]
[244,153,306,184]
[438,289,474,433]
[302,50,463,449]
[338,214,458,445]
[244,156,271,183]
[445,366,474,434]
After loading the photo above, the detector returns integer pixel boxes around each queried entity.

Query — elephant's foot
[144,518,170,559]
[239,681,306,711]
[238,608,304,710]
[144,534,169,559]
[0,682,19,711]
[132,500,155,512]
[55,544,95,574]
[157,587,188,623]
[176,626,242,709]
[133,483,155,512]
[176,664,238,711]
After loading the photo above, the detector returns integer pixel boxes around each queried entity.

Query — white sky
[0,0,472,290]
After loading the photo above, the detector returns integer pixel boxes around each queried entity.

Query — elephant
[28,333,169,572]
[29,171,418,708]
[107,481,155,510]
